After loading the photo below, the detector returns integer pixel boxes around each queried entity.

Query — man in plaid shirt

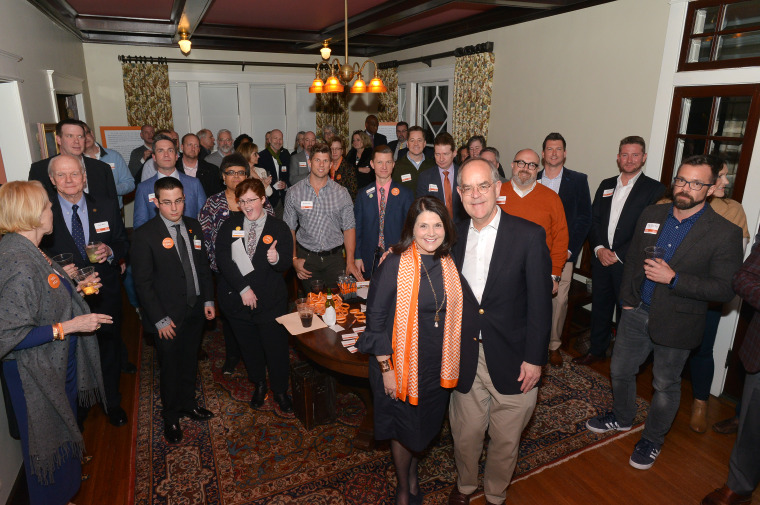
[284,142,361,292]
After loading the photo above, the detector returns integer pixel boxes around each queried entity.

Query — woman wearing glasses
[215,178,295,414]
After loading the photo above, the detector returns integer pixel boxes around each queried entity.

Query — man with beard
[288,131,316,186]
[587,154,743,471]
[205,129,234,168]
[497,149,568,299]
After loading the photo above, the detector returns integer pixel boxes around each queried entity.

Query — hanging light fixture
[178,30,191,55]
[309,0,385,94]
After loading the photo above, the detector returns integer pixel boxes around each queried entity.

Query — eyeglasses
[159,198,185,207]
[238,197,261,206]
[673,177,713,191]
[224,170,247,177]
[513,160,539,170]
[459,182,494,196]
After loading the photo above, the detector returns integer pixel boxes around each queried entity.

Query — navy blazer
[41,192,128,318]
[538,167,592,262]
[354,181,414,269]
[258,148,291,208]
[416,165,466,223]
[131,215,213,328]
[454,210,552,395]
[371,132,388,147]
[589,173,665,263]
[132,172,207,229]
[215,213,294,323]
[620,204,743,349]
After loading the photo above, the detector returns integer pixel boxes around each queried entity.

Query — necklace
[420,256,446,327]
[37,246,52,266]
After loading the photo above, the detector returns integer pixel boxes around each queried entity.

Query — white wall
[376,0,671,192]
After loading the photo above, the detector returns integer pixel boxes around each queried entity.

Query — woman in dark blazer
[215,178,294,413]
[346,130,374,189]
[329,137,358,201]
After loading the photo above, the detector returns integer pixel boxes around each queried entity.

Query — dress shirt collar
[617,170,643,188]
[511,179,537,197]
[469,206,501,233]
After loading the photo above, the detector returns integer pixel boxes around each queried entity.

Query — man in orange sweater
[497,148,569,361]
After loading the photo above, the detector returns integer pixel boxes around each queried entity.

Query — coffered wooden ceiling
[28,0,616,57]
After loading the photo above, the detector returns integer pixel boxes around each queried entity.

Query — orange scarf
[330,156,343,179]
[392,243,462,405]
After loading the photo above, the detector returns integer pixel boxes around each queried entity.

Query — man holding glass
[586,155,743,471]
[42,154,130,428]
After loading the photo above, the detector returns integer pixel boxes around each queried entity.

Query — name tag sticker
[603,189,614,198]
[232,229,245,238]
[301,201,313,210]
[401,174,412,182]
[365,186,376,194]
[108,163,116,170]
[194,239,202,250]
[148,192,155,202]
[299,162,307,167]
[644,223,660,234]
[94,221,110,233]
[281,166,287,172]
[428,184,438,192]
[496,195,506,204]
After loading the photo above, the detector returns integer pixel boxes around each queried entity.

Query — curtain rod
[117,41,493,71]
[378,42,493,69]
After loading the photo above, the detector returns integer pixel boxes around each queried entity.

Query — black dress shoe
[572,353,604,366]
[273,393,293,413]
[164,421,183,444]
[250,382,268,409]
[181,406,214,421]
[108,406,128,427]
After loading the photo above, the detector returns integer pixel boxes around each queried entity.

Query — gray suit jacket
[619,203,743,349]
[288,151,310,186]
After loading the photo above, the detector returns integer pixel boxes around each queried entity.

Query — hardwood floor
[62,298,757,505]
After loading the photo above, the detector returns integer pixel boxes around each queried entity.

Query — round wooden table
[292,312,375,450]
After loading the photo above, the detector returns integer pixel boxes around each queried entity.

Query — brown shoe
[486,501,505,505]
[572,353,604,366]
[701,485,751,505]
[690,399,708,433]
[448,487,473,505]
[549,349,563,368]
[713,416,740,435]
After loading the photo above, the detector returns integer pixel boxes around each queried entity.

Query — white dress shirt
[462,209,501,304]
[598,170,642,261]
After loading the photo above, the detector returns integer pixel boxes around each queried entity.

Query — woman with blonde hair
[0,180,109,505]
[237,142,273,197]
[346,130,375,189]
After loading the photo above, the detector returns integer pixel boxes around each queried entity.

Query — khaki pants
[449,343,538,503]
[549,261,574,351]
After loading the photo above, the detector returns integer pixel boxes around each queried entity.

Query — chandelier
[309,0,387,94]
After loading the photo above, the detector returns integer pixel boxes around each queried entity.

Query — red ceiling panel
[67,0,175,19]
[371,4,495,37]
[203,0,388,31]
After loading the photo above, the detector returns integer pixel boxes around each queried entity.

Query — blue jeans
[610,304,691,446]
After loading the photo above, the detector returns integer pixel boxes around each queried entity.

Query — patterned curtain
[316,91,349,145]
[376,67,398,123]
[451,52,495,148]
[121,61,173,130]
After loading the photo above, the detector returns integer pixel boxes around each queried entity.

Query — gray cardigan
[0,233,105,484]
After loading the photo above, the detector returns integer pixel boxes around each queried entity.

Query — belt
[639,302,651,312]
[298,243,343,257]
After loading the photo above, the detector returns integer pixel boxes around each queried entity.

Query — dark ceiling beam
[84,33,175,45]
[169,0,186,24]
[176,0,214,41]
[26,0,83,39]
[75,16,177,35]
[194,24,396,47]
[304,0,456,50]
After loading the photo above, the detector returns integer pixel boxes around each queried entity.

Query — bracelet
[293,256,299,261]
[378,359,393,373]
[52,323,65,341]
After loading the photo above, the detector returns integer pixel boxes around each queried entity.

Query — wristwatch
[551,275,561,282]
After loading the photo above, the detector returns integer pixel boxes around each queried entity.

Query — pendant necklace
[420,257,445,327]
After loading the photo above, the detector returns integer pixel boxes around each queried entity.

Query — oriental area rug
[132,331,648,505]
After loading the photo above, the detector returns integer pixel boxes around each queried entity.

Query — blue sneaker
[629,438,661,470]
[586,412,632,433]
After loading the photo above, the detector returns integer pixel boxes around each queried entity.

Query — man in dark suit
[128,124,154,179]
[196,129,215,160]
[587,155,743,470]
[257,128,291,216]
[29,118,118,206]
[176,133,223,197]
[449,158,552,505]
[133,134,207,229]
[416,132,466,223]
[364,115,387,147]
[41,154,130,427]
[702,228,760,505]
[538,132,592,367]
[387,121,408,160]
[574,136,665,365]
[131,177,215,444]
[354,146,414,279]
[288,130,315,187]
